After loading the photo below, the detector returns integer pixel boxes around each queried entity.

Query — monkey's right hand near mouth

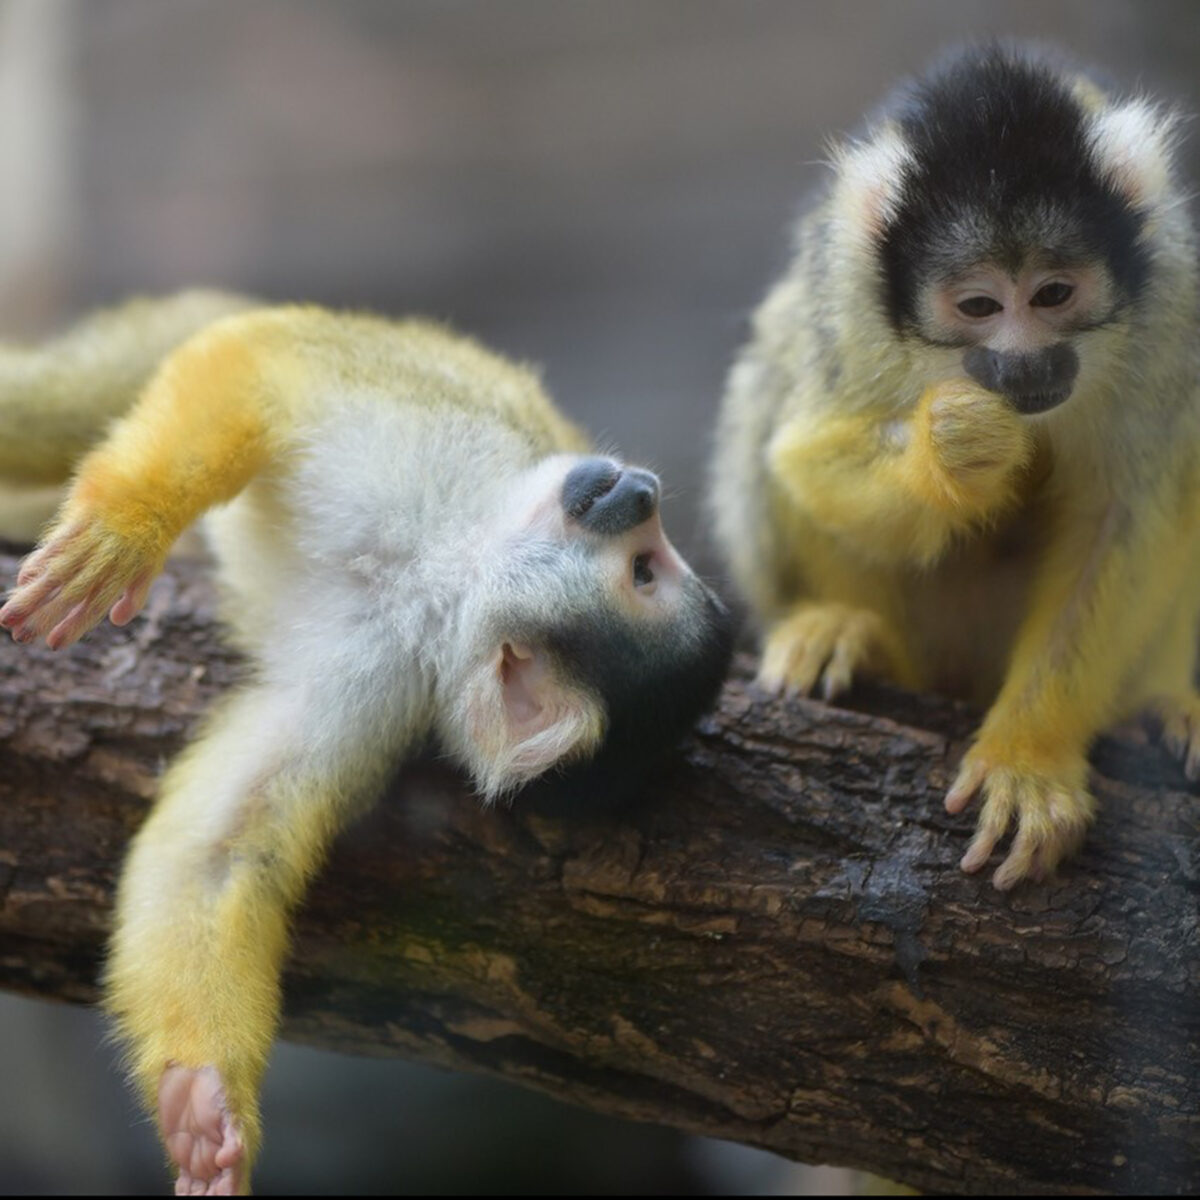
[756,376,1032,701]
[766,377,1034,574]
[915,377,1036,512]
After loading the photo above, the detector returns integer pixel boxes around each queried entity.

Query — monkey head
[839,46,1179,416]
[437,454,733,802]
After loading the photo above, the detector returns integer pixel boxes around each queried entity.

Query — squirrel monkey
[712,46,1200,890]
[0,292,732,1194]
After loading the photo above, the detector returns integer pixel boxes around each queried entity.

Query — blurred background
[0,1,1196,1193]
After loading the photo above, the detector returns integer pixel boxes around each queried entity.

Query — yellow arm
[106,667,413,1185]
[769,379,1035,566]
[0,308,305,648]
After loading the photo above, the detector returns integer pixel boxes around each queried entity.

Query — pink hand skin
[158,1065,246,1197]
[0,517,156,650]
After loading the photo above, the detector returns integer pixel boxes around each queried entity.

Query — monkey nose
[963,344,1079,412]
[562,459,660,535]
[614,469,661,526]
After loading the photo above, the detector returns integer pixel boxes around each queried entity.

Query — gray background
[0,1,1196,1193]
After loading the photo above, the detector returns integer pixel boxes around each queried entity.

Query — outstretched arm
[769,379,1035,566]
[107,656,414,1196]
[0,307,299,648]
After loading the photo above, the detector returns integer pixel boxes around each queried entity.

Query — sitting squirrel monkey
[0,291,732,1194]
[712,45,1200,889]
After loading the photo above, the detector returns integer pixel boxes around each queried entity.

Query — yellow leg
[947,485,1200,888]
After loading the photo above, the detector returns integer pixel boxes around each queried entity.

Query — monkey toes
[946,751,1095,890]
[0,513,158,649]
[758,604,902,700]
[159,1065,246,1197]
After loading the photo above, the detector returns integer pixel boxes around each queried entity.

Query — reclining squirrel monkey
[713,45,1200,890]
[0,291,732,1195]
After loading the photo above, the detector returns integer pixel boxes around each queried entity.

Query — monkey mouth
[1007,389,1072,416]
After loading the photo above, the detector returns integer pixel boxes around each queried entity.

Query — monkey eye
[632,553,655,588]
[956,295,1003,318]
[1031,281,1075,308]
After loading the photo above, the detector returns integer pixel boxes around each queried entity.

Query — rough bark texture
[0,546,1197,1195]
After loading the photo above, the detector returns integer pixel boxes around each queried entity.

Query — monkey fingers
[947,756,1094,890]
[918,380,1034,508]
[0,515,160,649]
[758,604,901,700]
[159,1065,246,1197]
[1146,694,1200,781]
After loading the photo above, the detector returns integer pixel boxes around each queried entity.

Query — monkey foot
[0,513,158,650]
[159,1065,246,1197]
[946,751,1094,890]
[758,604,902,700]
[1146,694,1200,781]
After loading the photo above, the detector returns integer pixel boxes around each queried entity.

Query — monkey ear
[831,124,913,242]
[1088,100,1180,212]
[453,641,604,803]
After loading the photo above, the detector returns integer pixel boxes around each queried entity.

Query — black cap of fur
[877,46,1152,334]
[529,576,734,809]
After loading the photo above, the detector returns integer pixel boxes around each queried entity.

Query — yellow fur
[0,290,256,486]
[105,690,381,1173]
[760,602,918,697]
[767,380,1035,568]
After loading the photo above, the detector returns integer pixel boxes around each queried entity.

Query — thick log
[0,547,1197,1195]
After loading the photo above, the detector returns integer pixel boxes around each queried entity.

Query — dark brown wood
[0,547,1197,1195]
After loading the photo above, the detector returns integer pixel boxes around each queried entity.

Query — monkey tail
[0,289,257,488]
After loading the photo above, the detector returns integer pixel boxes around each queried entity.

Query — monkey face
[438,454,733,803]
[864,49,1160,419]
[922,261,1116,414]
[502,454,697,627]
[558,456,696,622]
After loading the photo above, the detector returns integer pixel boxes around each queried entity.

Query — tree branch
[0,548,1197,1194]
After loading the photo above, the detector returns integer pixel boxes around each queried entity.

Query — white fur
[203,394,599,802]
[831,125,914,242]
[1088,100,1179,211]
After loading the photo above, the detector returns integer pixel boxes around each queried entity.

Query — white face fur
[442,452,721,802]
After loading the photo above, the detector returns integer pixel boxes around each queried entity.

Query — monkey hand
[758,603,911,699]
[914,379,1034,513]
[945,739,1094,890]
[159,1065,248,1197]
[0,503,166,650]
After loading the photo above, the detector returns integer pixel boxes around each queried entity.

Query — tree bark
[0,547,1197,1195]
